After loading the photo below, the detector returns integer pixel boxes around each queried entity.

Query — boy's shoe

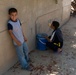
[26,58,31,62]
[26,66,33,71]
[27,59,31,62]
[21,66,33,71]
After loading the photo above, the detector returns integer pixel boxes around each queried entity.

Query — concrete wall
[0,0,71,75]
[62,0,71,24]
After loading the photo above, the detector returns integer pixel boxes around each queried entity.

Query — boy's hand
[44,36,52,42]
[24,37,27,42]
[8,30,22,46]
[44,36,48,39]
[16,41,22,46]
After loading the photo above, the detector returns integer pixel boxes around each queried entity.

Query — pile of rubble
[71,0,76,16]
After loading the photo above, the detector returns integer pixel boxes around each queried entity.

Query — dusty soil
[3,17,76,75]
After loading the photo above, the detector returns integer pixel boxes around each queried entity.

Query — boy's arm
[21,25,27,42]
[19,20,27,42]
[24,35,27,42]
[22,30,27,42]
[56,30,63,48]
[8,30,21,46]
[45,36,52,42]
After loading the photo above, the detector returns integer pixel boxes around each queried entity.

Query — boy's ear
[9,14,11,17]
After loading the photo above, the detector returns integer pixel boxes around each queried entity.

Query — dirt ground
[3,17,76,75]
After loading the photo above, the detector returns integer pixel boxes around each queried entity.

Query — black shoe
[26,66,33,71]
[27,58,31,62]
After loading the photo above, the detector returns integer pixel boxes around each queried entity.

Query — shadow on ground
[4,17,76,75]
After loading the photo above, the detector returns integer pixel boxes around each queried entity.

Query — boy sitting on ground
[45,21,63,53]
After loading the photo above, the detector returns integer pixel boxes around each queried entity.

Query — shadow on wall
[35,9,62,36]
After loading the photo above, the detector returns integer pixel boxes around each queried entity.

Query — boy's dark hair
[8,8,17,14]
[52,21,60,29]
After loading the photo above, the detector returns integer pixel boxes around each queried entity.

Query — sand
[3,16,76,75]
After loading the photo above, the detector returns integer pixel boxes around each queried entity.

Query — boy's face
[9,12,18,21]
[50,24,55,30]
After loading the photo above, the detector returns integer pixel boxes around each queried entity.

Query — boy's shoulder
[55,28,62,34]
[8,19,21,26]
[8,19,20,23]
[56,28,61,31]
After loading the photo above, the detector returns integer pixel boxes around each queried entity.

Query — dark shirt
[50,28,63,48]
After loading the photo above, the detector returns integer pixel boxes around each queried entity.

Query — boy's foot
[58,48,62,53]
[21,66,33,71]
[26,66,33,71]
[27,58,31,62]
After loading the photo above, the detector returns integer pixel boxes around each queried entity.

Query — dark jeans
[46,42,59,52]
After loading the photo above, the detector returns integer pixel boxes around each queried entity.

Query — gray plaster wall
[0,0,71,75]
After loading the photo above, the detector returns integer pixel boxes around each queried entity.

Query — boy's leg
[23,42,29,61]
[46,42,58,52]
[15,45,29,69]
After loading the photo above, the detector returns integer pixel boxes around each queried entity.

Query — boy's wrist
[16,41,21,46]
[24,36,27,42]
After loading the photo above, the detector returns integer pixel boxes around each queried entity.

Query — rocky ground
[3,17,76,75]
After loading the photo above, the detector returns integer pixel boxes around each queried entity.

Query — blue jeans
[15,42,29,69]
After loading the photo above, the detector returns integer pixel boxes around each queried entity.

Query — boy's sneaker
[26,66,33,71]
[21,66,33,71]
[27,59,31,62]
[26,58,31,62]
